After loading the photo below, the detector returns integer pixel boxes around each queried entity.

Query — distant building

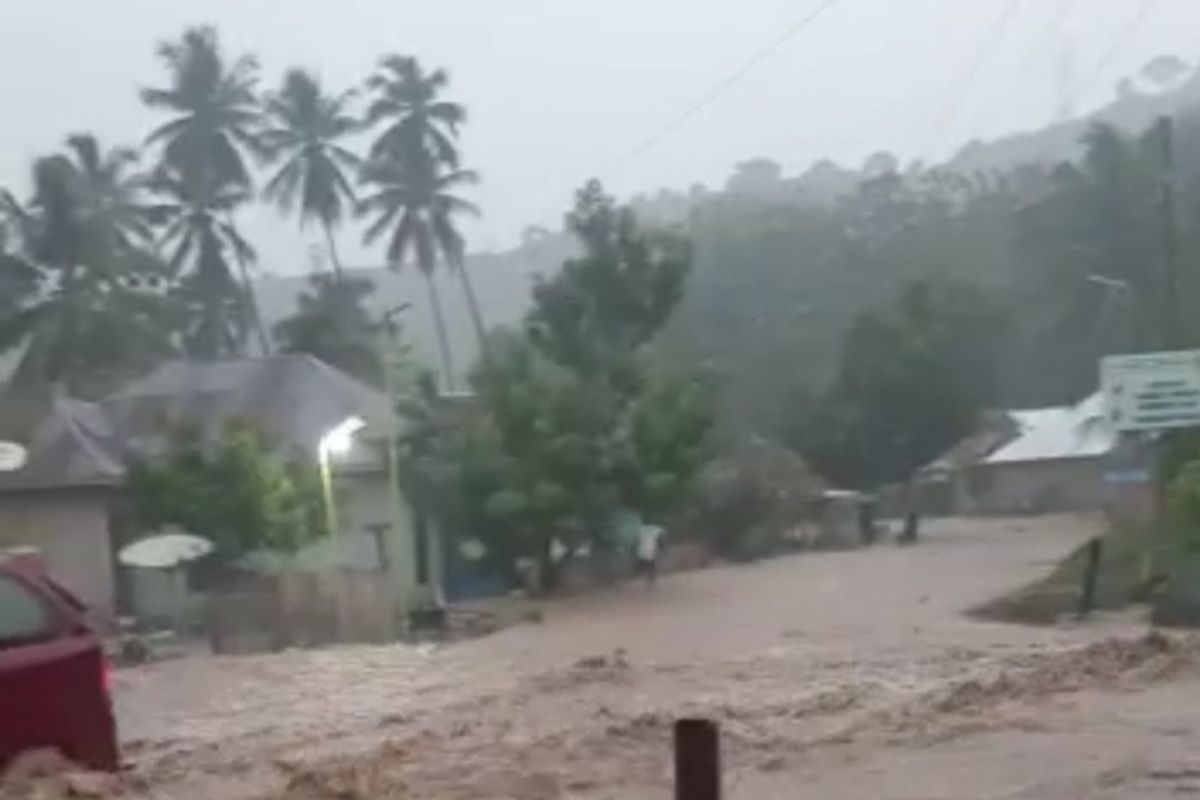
[928,392,1126,515]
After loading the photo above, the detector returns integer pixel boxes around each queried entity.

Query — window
[0,575,53,646]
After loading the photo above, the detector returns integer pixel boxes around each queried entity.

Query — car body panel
[0,564,118,771]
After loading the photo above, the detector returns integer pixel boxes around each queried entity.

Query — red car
[0,556,119,772]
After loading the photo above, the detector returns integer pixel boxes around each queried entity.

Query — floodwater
[92,515,1200,798]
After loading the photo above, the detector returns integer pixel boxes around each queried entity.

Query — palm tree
[141,27,263,188]
[261,69,362,276]
[140,25,268,354]
[363,55,486,366]
[152,168,254,358]
[365,56,465,166]
[63,134,161,251]
[359,158,479,387]
[0,147,176,395]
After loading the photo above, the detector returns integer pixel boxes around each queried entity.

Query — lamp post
[376,305,418,601]
[317,416,366,543]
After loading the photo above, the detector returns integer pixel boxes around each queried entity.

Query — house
[914,410,1019,514]
[0,355,437,622]
[951,392,1118,514]
[0,387,125,617]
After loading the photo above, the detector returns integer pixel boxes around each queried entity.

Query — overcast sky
[2,0,1199,274]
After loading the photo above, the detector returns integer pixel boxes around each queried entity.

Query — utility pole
[1157,115,1182,350]
[1150,115,1182,585]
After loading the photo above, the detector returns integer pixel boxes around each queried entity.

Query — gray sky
[3,0,1199,274]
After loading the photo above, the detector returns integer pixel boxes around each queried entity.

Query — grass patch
[970,523,1161,625]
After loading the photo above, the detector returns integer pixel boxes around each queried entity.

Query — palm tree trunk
[322,221,345,280]
[454,254,486,351]
[226,213,271,356]
[423,271,456,392]
[205,295,224,358]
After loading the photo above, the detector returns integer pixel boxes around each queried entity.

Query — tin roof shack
[961,392,1117,515]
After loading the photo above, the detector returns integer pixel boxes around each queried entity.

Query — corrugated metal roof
[983,392,1114,465]
[0,387,125,491]
[0,356,394,492]
[101,355,393,461]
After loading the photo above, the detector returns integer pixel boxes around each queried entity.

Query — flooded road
[106,514,1200,799]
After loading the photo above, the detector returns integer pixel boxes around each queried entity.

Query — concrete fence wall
[205,569,402,654]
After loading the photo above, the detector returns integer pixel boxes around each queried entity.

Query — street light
[318,416,366,542]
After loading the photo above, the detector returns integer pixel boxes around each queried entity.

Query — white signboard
[1102,349,1200,432]
[0,441,27,472]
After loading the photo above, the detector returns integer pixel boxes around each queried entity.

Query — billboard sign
[1101,349,1200,432]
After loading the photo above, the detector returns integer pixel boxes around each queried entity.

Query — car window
[0,575,54,645]
[39,576,86,613]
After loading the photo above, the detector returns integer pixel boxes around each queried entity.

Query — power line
[1015,0,1079,78]
[603,0,847,178]
[1063,0,1162,111]
[935,0,1022,152]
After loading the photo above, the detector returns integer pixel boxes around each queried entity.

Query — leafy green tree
[790,280,1002,488]
[408,184,712,588]
[0,143,177,395]
[272,272,383,385]
[141,25,267,356]
[359,157,479,386]
[529,180,690,376]
[127,421,325,559]
[261,69,361,275]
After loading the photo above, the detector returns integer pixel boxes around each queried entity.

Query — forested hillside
[660,61,1200,443]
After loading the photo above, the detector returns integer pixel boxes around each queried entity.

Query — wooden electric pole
[1157,115,1182,350]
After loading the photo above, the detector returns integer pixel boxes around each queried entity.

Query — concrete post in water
[1078,537,1103,619]
[675,718,720,800]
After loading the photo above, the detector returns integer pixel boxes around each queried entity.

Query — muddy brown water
[101,514,1200,800]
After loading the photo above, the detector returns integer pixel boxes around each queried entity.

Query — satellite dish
[119,531,213,569]
[0,441,28,472]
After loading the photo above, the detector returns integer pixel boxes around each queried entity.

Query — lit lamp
[317,416,366,542]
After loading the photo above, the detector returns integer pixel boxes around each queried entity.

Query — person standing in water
[635,524,664,588]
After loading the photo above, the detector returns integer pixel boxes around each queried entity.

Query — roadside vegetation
[971,522,1160,625]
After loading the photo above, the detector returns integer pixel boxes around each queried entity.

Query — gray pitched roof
[101,355,392,462]
[0,386,125,491]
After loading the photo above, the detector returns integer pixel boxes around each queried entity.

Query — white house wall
[0,489,115,616]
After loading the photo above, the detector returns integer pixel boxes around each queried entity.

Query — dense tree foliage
[127,422,325,559]
[403,184,713,586]
[788,281,1001,488]
[272,272,383,385]
[666,115,1200,488]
